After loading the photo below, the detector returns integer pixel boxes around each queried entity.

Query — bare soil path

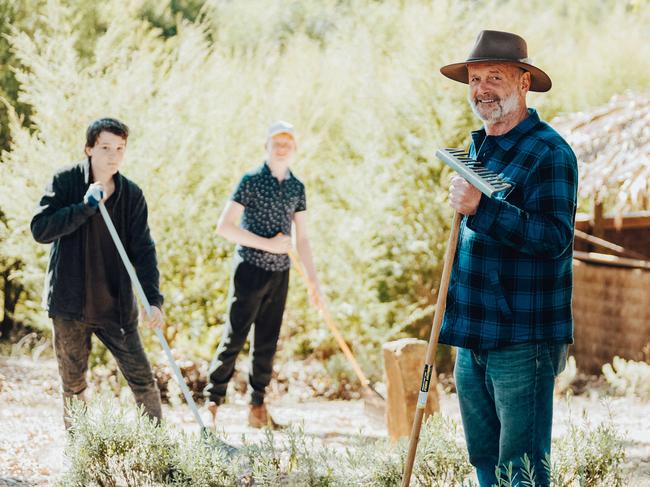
[1,355,649,486]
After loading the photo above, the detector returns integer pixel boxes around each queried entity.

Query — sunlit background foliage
[1,0,649,380]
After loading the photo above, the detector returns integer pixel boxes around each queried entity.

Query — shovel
[98,202,236,455]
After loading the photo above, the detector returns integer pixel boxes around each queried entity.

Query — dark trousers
[206,258,290,406]
[52,317,162,428]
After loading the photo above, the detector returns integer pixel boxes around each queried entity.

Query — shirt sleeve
[466,146,578,259]
[296,183,306,212]
[232,175,252,207]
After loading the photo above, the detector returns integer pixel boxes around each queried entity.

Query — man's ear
[84,146,92,157]
[521,71,531,92]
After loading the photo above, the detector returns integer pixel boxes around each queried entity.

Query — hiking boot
[248,403,280,429]
[207,401,219,428]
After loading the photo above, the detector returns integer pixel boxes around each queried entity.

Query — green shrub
[59,398,472,486]
[548,411,627,487]
[602,356,650,400]
[59,397,628,486]
[2,0,649,374]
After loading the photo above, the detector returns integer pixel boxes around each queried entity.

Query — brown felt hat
[440,30,552,92]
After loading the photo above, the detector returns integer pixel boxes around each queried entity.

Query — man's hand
[84,183,105,208]
[449,175,482,215]
[146,306,165,329]
[266,233,292,254]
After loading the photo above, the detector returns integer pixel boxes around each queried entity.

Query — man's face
[266,133,296,164]
[85,131,127,175]
[467,63,529,123]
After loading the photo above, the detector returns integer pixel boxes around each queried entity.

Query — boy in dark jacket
[31,118,164,428]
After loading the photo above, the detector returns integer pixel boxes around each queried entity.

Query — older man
[439,31,578,486]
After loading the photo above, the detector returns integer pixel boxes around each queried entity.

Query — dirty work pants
[206,259,290,406]
[455,342,568,487]
[52,317,162,429]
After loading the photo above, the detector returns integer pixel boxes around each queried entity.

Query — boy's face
[266,133,296,165]
[85,131,127,176]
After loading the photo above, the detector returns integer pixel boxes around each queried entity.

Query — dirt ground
[1,355,649,486]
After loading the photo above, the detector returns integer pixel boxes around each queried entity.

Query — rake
[400,148,512,486]
[98,201,236,454]
[288,250,385,403]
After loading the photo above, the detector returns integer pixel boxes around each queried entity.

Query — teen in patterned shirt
[205,121,323,428]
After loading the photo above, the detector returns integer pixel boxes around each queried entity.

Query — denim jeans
[454,342,568,487]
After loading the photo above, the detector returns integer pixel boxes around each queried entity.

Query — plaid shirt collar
[471,108,541,153]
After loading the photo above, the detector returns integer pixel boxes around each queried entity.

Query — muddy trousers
[206,259,290,406]
[52,317,162,429]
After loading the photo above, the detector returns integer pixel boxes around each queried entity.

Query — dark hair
[85,118,129,148]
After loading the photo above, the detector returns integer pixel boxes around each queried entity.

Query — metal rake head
[435,148,511,198]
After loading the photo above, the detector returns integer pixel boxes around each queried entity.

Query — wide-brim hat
[440,30,552,92]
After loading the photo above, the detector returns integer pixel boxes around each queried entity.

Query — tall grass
[1,0,649,373]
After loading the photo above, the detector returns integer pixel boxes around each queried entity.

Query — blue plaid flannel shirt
[439,109,578,350]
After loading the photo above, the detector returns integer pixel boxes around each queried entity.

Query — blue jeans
[454,342,568,487]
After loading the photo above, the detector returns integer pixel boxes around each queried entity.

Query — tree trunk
[0,266,23,341]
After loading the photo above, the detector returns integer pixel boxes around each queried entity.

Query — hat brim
[268,130,295,140]
[440,59,552,92]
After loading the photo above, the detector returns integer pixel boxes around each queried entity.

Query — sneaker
[248,403,280,429]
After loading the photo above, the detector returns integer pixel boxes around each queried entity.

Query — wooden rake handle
[401,211,462,487]
[288,250,383,399]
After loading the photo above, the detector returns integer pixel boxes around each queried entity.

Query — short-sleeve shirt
[232,162,306,271]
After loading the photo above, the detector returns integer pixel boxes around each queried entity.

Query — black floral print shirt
[232,162,306,271]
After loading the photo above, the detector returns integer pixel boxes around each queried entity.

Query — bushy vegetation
[549,410,627,487]
[1,0,649,381]
[602,356,650,400]
[59,397,627,486]
[59,397,472,486]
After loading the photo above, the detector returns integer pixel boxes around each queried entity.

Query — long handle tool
[289,250,385,401]
[99,202,235,453]
[401,149,512,486]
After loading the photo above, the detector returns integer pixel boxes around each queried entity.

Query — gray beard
[468,91,520,123]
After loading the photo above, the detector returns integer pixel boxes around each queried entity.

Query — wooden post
[592,200,605,240]
[383,338,439,442]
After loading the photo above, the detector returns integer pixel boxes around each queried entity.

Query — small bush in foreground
[602,356,650,400]
[548,410,627,487]
[58,398,470,486]
[58,397,627,487]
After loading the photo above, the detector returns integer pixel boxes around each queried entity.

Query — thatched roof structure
[552,92,650,214]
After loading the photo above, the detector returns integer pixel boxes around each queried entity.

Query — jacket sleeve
[31,171,96,244]
[466,146,578,258]
[127,189,164,308]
